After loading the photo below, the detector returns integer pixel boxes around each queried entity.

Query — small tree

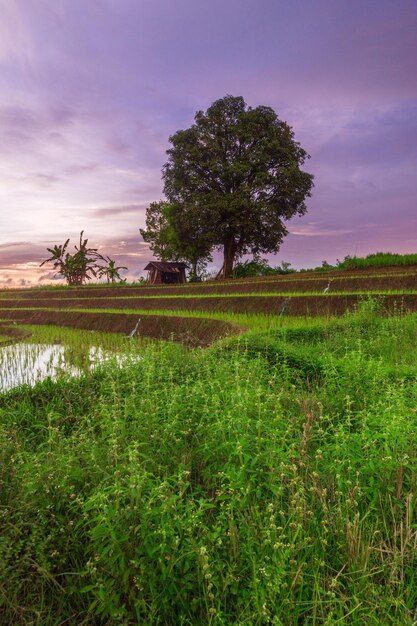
[140,200,212,278]
[139,201,180,262]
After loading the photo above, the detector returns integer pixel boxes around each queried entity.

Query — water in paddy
[0,343,136,392]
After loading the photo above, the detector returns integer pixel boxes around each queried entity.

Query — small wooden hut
[144,261,188,285]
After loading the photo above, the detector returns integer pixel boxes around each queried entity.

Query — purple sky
[0,0,416,286]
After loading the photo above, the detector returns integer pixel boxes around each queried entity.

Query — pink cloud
[0,0,415,276]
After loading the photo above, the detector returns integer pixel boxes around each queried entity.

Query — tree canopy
[141,95,314,279]
[161,95,314,278]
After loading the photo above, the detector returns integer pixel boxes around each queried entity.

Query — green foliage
[304,252,417,273]
[215,330,325,381]
[234,258,276,278]
[140,201,213,277]
[1,311,417,624]
[40,231,127,286]
[162,95,314,278]
[97,258,128,284]
[336,252,417,270]
[139,200,181,262]
[299,252,417,273]
[165,202,213,278]
[233,258,295,278]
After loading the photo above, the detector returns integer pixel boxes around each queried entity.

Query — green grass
[1,303,417,624]
[0,305,336,332]
[4,289,417,301]
[1,265,416,300]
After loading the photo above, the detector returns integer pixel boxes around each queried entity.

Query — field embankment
[1,264,417,298]
[0,309,241,347]
[2,293,417,317]
[0,320,32,345]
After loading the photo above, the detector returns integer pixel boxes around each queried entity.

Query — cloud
[64,162,101,175]
[93,203,148,217]
[38,271,63,282]
[107,136,133,157]
[0,276,13,286]
[0,242,46,268]
[289,223,356,238]
[0,105,40,130]
[0,241,31,249]
[30,173,61,186]
[0,0,415,275]
[0,104,76,138]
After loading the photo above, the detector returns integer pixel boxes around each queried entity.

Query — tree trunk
[215,263,224,279]
[221,238,237,279]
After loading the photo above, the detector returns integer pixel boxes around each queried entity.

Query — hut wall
[146,264,188,285]
[148,268,162,284]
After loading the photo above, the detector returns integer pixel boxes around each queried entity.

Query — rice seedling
[0,325,143,392]
[3,288,417,302]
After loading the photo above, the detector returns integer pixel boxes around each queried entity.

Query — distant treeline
[332,252,417,270]
[234,252,417,278]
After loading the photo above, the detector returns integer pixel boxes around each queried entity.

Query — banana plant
[40,232,126,286]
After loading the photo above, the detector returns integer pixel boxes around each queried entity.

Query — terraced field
[1,266,417,625]
[1,265,416,344]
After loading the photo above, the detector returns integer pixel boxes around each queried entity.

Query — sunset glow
[1,0,416,286]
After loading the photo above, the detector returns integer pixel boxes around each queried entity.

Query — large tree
[162,95,314,278]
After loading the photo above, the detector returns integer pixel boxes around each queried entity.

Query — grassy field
[1,272,417,624]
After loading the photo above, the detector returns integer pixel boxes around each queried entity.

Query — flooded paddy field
[0,325,143,393]
[0,342,142,392]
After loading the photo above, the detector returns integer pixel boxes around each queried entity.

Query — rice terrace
[1,0,417,622]
[1,255,417,624]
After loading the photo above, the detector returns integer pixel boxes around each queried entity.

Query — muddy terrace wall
[0,321,32,346]
[1,266,415,344]
[1,267,416,300]
[0,310,243,347]
[1,294,417,316]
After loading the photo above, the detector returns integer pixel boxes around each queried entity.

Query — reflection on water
[0,343,137,392]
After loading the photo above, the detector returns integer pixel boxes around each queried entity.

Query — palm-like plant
[40,239,70,275]
[97,257,128,283]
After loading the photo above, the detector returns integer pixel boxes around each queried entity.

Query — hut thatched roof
[144,261,188,272]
